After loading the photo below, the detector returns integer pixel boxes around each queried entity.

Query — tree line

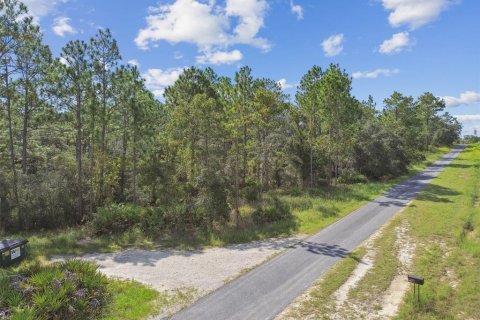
[0,0,461,233]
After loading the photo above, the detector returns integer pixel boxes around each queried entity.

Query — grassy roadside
[101,281,195,320]
[396,143,480,319]
[280,144,479,319]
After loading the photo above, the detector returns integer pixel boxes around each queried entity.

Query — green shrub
[241,178,261,203]
[162,202,200,232]
[5,170,79,232]
[338,169,368,184]
[354,122,410,180]
[195,165,229,229]
[92,204,145,235]
[91,201,207,236]
[0,260,108,320]
[252,198,292,225]
[140,207,165,236]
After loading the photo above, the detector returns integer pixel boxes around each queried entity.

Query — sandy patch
[333,227,383,311]
[378,220,415,318]
[52,237,300,293]
[442,268,459,289]
[334,254,375,308]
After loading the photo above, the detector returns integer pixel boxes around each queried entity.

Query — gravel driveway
[53,237,300,293]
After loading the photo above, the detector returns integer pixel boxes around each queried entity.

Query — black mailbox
[408,275,424,285]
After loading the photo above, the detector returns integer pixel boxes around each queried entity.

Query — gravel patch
[52,237,300,293]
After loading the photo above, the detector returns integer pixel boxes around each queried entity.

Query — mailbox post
[408,275,424,302]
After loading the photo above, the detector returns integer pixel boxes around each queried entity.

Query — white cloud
[134,0,269,64]
[278,78,294,90]
[381,0,452,30]
[143,67,184,98]
[22,0,66,21]
[197,49,243,65]
[52,16,76,37]
[454,114,480,122]
[127,59,140,67]
[290,0,303,20]
[321,34,344,57]
[135,0,269,50]
[441,91,480,108]
[379,32,412,54]
[135,0,228,50]
[225,0,270,51]
[352,68,400,79]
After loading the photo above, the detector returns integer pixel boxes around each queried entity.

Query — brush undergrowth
[0,260,108,319]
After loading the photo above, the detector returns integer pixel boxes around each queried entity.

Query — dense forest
[0,0,461,234]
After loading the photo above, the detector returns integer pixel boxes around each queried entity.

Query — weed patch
[0,260,108,319]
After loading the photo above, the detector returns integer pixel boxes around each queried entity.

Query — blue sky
[23,0,480,135]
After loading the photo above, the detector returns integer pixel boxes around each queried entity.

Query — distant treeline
[0,0,461,232]
[463,135,480,144]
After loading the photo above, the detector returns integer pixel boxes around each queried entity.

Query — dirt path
[52,237,300,293]
[333,229,379,315]
[378,220,416,318]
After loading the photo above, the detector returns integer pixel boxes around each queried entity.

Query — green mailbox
[0,240,28,268]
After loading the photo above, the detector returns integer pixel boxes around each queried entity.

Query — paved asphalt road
[171,146,465,320]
